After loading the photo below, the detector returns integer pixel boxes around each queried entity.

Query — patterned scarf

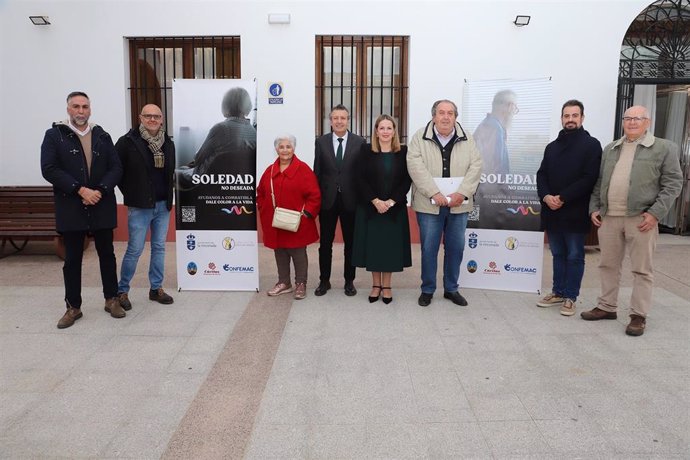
[139,124,166,168]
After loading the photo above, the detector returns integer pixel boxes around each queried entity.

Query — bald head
[139,104,164,135]
[622,105,651,142]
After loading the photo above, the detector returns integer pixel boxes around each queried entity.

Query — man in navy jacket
[41,91,124,328]
[536,100,602,317]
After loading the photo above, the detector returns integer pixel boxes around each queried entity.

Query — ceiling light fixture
[29,16,51,25]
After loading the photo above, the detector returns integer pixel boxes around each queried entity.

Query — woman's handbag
[270,165,302,232]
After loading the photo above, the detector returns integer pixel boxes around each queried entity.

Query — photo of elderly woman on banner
[172,79,259,291]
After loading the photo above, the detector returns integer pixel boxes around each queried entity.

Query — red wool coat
[257,155,321,249]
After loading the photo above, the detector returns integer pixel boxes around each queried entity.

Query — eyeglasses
[622,116,648,123]
[140,114,162,120]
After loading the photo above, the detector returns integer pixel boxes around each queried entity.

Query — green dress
[352,152,412,272]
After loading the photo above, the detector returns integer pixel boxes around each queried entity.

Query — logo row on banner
[176,230,259,291]
[459,229,543,293]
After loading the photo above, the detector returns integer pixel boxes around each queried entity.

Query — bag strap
[270,163,305,213]
[270,164,276,209]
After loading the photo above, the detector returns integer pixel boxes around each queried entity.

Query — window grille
[316,36,409,143]
[127,36,241,133]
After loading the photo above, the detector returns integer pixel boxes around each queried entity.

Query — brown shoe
[105,297,126,318]
[149,288,174,305]
[626,314,646,336]
[580,307,617,321]
[57,308,82,329]
[118,292,132,311]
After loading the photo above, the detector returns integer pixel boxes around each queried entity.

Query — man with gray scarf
[115,104,176,309]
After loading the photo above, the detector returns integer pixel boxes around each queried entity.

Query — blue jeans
[118,201,170,293]
[416,209,468,294]
[547,230,586,300]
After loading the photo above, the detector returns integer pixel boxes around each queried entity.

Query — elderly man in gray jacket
[407,99,482,308]
[583,105,683,336]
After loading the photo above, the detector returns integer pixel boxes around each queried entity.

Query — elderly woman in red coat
[257,134,321,299]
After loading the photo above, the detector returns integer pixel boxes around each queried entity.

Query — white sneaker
[536,292,565,307]
[560,298,576,316]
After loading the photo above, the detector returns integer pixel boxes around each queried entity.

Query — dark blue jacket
[41,122,122,232]
[115,127,175,210]
[537,127,602,233]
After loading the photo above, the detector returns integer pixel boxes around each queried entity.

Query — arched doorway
[616,0,690,234]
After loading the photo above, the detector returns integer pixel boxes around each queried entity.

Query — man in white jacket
[407,99,482,307]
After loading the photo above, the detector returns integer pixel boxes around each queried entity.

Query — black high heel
[382,287,393,304]
[369,286,382,303]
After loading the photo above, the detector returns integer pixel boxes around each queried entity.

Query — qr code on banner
[468,205,480,221]
[181,206,196,223]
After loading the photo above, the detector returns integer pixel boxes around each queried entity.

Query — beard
[563,123,579,132]
[71,116,88,127]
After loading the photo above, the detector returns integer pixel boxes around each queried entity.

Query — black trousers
[318,192,356,283]
[62,229,118,308]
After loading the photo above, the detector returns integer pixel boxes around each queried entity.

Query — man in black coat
[41,91,124,328]
[115,104,176,310]
[313,105,365,296]
[536,99,602,317]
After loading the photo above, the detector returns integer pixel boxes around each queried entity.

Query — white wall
[1,0,652,192]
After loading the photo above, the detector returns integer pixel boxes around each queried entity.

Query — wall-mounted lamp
[268,13,290,25]
[29,15,51,25]
[513,15,530,27]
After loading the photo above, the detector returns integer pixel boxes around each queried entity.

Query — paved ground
[0,235,688,459]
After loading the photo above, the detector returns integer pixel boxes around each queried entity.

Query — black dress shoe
[444,291,468,306]
[418,293,432,307]
[344,282,357,296]
[369,286,381,303]
[382,287,392,304]
[314,281,331,296]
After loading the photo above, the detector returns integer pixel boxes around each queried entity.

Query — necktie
[336,137,344,166]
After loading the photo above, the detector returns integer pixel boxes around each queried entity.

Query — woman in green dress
[352,115,412,303]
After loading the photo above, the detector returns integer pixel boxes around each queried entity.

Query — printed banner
[460,229,544,293]
[173,79,259,291]
[462,78,552,293]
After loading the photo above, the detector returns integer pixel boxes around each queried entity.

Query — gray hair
[492,90,516,111]
[624,105,650,119]
[221,87,252,118]
[274,134,297,149]
[431,99,458,117]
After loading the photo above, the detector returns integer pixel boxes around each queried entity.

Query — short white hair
[273,134,296,149]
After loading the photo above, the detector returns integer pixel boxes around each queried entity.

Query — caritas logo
[483,261,501,275]
[204,262,220,275]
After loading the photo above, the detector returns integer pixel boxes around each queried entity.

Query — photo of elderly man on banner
[173,80,259,291]
[461,78,552,293]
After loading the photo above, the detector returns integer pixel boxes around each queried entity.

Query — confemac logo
[223,265,255,273]
[504,264,537,274]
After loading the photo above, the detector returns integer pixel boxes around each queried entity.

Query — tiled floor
[0,235,688,459]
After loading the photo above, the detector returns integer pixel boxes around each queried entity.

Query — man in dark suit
[313,105,365,296]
